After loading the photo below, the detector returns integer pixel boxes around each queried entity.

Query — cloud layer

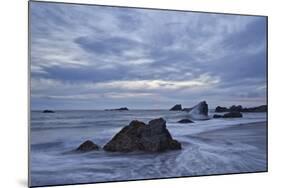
[30,2,267,110]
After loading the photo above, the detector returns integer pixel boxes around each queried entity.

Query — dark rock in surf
[223,111,243,118]
[103,118,181,152]
[76,140,99,152]
[177,119,194,123]
[42,110,55,113]
[169,104,182,111]
[188,101,209,120]
[213,114,223,118]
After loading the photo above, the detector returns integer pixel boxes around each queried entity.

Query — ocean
[30,110,267,187]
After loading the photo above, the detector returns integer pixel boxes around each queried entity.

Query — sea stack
[169,104,182,111]
[103,118,181,152]
[188,101,209,120]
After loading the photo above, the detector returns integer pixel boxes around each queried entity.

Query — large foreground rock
[169,104,182,111]
[76,140,99,152]
[188,101,209,120]
[103,118,181,152]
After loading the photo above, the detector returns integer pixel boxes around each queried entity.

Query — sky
[30,2,267,110]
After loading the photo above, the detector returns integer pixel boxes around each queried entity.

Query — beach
[30,110,267,186]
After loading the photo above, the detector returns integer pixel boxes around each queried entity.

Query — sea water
[30,110,267,186]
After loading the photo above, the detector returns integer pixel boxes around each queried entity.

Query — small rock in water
[42,110,55,113]
[177,119,194,123]
[76,140,99,152]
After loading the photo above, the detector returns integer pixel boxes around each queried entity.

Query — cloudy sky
[30,2,267,110]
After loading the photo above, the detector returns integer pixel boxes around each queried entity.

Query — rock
[103,118,181,152]
[42,110,55,113]
[105,107,129,111]
[177,119,194,123]
[215,106,228,112]
[188,101,209,120]
[213,114,223,118]
[242,105,267,112]
[169,104,182,111]
[229,105,243,112]
[223,111,243,118]
[182,108,192,112]
[76,140,99,152]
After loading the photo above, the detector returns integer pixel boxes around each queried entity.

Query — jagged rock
[188,101,209,120]
[42,110,55,113]
[169,104,182,111]
[177,119,194,123]
[76,140,99,152]
[103,118,181,152]
[213,114,223,118]
[223,111,243,118]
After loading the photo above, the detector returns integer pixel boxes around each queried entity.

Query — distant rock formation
[105,107,129,111]
[242,105,267,112]
[229,105,243,112]
[76,140,99,152]
[169,104,182,111]
[223,111,243,118]
[215,105,267,113]
[103,118,181,152]
[215,106,228,112]
[177,119,194,123]
[42,110,55,113]
[188,101,209,120]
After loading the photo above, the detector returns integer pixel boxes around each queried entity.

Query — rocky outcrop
[177,119,194,123]
[242,105,267,112]
[182,108,192,112]
[215,105,267,113]
[229,105,243,112]
[215,106,228,112]
[169,104,182,111]
[105,107,129,111]
[188,101,209,120]
[223,111,243,118]
[42,110,55,113]
[103,118,181,152]
[76,140,99,152]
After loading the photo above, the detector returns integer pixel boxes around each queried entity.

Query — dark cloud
[30,2,267,109]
